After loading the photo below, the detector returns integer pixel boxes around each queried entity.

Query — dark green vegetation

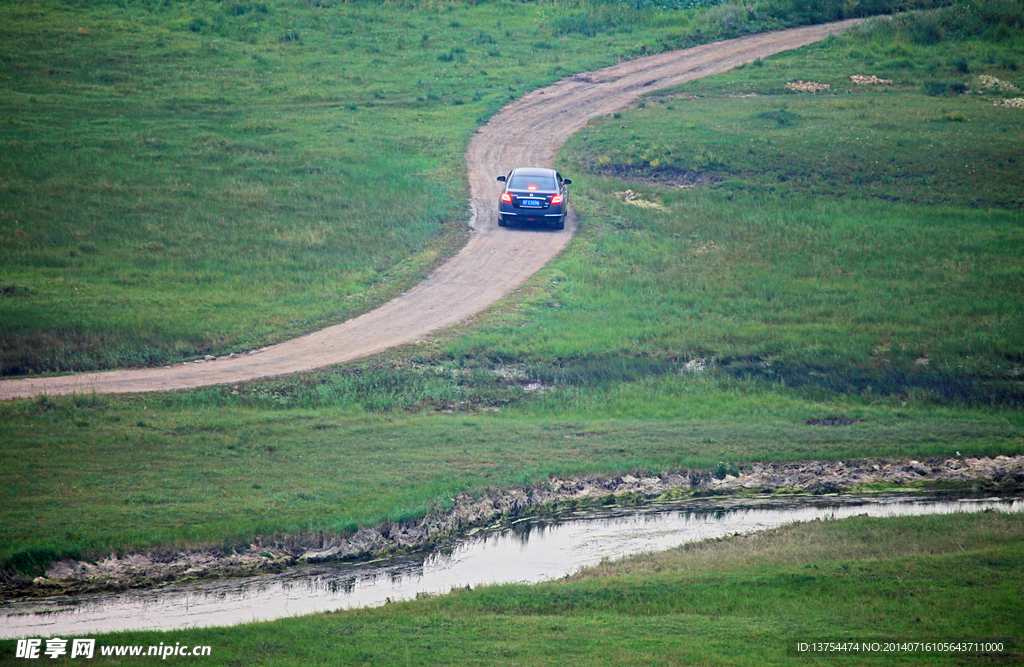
[2,511,1021,665]
[0,0,955,376]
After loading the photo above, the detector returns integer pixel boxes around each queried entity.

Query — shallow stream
[3,495,1020,639]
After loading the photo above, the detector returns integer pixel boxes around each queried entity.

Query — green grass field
[2,0,1021,590]
[2,0,1023,663]
[0,0,679,375]
[3,395,1021,569]
[0,0,959,375]
[0,0,851,376]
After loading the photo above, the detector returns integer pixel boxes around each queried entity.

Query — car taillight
[501,192,512,203]
[550,194,563,205]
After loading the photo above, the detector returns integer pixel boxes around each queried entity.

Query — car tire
[553,218,564,230]
[498,216,507,227]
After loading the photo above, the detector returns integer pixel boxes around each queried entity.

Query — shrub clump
[924,80,969,96]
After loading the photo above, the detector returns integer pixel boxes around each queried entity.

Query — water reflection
[2,495,1020,638]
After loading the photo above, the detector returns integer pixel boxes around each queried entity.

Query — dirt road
[0,20,860,400]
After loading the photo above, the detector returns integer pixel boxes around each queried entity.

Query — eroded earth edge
[6,456,1022,600]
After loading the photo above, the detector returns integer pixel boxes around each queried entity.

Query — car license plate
[520,199,542,207]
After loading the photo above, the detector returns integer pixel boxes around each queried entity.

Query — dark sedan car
[497,167,571,230]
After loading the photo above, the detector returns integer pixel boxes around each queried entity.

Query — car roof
[510,167,557,177]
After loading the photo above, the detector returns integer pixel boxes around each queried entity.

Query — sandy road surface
[1,20,859,400]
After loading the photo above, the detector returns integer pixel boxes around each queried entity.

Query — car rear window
[508,174,556,191]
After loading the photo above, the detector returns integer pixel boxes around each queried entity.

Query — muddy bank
[5,455,1023,600]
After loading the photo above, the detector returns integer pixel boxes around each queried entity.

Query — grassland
[2,0,1023,663]
[495,9,1024,382]
[0,0,958,376]
[0,0,690,375]
[0,0,897,377]
[2,0,1022,572]
[3,393,1021,572]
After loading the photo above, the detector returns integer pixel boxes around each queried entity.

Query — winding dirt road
[1,20,860,400]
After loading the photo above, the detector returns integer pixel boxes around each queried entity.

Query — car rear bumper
[499,211,564,225]
[499,211,563,218]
